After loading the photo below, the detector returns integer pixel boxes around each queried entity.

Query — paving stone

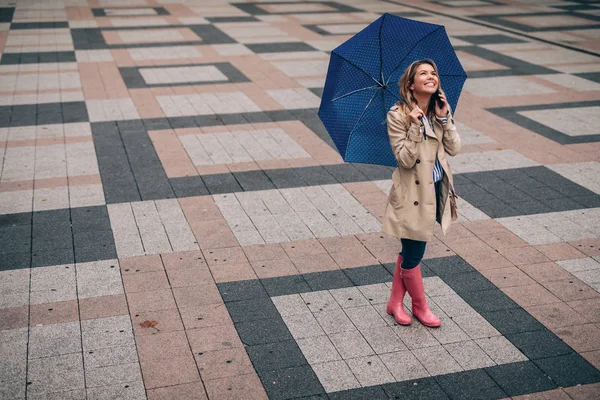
[383,378,450,400]
[434,369,507,400]
[85,362,143,388]
[297,335,341,364]
[259,365,324,400]
[235,317,293,346]
[379,350,430,381]
[246,340,307,372]
[485,361,557,397]
[313,308,355,334]
[346,354,395,387]
[87,381,146,400]
[534,352,600,388]
[27,353,85,396]
[28,321,81,359]
[81,315,135,351]
[282,312,325,339]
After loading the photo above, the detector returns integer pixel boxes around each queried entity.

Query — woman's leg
[400,239,442,327]
[400,238,427,269]
[386,252,412,325]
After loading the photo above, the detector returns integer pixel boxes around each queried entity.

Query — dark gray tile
[484,308,545,335]
[233,170,275,192]
[32,248,74,268]
[0,225,31,254]
[266,109,296,121]
[169,176,209,198]
[423,256,474,277]
[75,243,118,263]
[264,168,306,190]
[202,173,242,194]
[70,206,110,232]
[32,233,73,252]
[460,289,520,313]
[573,195,600,208]
[0,51,75,65]
[472,12,599,33]
[484,361,556,397]
[234,2,360,15]
[206,16,259,23]
[343,264,391,286]
[383,378,450,400]
[188,24,236,44]
[0,252,31,271]
[506,330,573,360]
[352,163,395,181]
[258,365,324,400]
[235,317,293,346]
[575,72,600,84]
[0,212,32,228]
[303,269,354,291]
[218,279,268,302]
[440,271,496,294]
[242,112,273,124]
[225,297,280,323]
[61,101,89,123]
[218,113,248,125]
[534,352,600,387]
[245,42,317,53]
[323,164,368,183]
[294,166,337,186]
[0,7,14,23]
[73,230,114,251]
[11,21,68,29]
[328,386,389,400]
[262,274,311,297]
[246,340,307,372]
[454,34,526,45]
[434,369,507,400]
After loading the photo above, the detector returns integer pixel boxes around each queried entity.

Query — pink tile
[131,309,184,336]
[140,355,200,390]
[179,304,233,330]
[187,324,243,354]
[146,382,207,400]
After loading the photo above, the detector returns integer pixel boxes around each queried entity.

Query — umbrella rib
[345,88,380,152]
[329,85,379,103]
[332,52,381,86]
[384,26,443,86]
[379,14,385,84]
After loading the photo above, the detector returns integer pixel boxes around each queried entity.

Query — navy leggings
[400,181,442,269]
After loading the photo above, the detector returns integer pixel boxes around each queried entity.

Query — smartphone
[432,89,444,108]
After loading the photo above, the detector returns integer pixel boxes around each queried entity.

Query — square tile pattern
[2,0,600,399]
[273,278,524,392]
[218,256,600,399]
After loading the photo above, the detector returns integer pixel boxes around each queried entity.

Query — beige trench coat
[382,104,462,242]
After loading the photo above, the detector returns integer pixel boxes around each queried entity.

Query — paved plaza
[1,0,600,399]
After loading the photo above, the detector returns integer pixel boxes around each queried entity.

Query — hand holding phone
[433,89,449,118]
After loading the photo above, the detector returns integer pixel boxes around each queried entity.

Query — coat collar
[422,114,441,140]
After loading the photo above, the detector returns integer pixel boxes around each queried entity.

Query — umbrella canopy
[318,13,467,167]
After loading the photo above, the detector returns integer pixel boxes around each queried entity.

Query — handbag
[449,189,458,222]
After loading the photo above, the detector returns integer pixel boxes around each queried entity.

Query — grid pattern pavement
[1,0,600,399]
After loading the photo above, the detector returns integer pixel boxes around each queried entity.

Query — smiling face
[409,63,439,96]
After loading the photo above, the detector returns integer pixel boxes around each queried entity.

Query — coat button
[415,180,420,185]
[414,201,419,206]
[416,159,420,164]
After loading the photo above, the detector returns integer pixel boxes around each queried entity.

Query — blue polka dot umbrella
[318,13,467,167]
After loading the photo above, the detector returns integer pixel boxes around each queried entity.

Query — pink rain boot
[386,254,412,325]
[402,264,441,327]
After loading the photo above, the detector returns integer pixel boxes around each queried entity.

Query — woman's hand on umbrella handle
[409,107,424,125]
[435,92,449,118]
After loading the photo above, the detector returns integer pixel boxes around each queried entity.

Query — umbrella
[318,13,467,167]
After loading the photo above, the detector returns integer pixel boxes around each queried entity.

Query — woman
[384,59,462,328]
